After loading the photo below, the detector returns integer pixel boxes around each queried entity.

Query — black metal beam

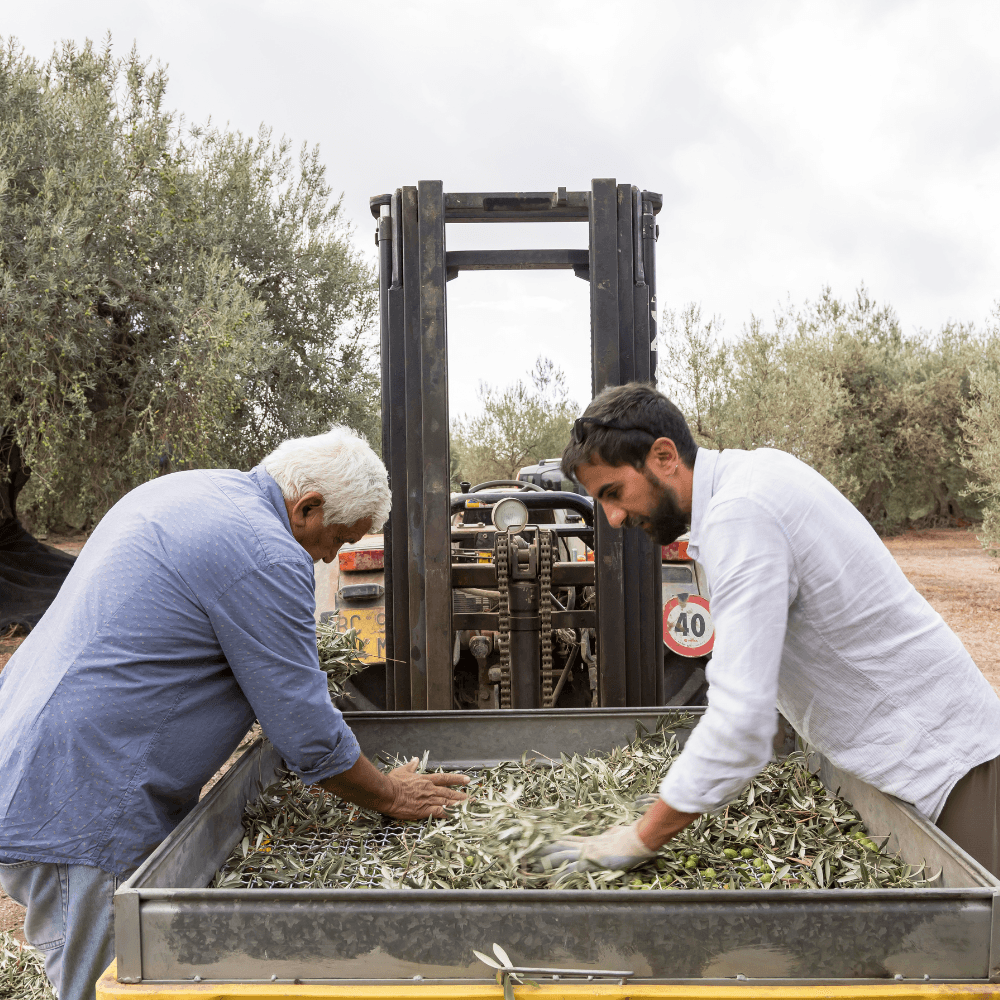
[376,209,394,710]
[590,178,626,708]
[615,183,645,707]
[444,249,589,272]
[387,190,410,710]
[642,191,664,702]
[401,186,426,710]
[627,186,659,707]
[444,189,590,222]
[417,181,453,711]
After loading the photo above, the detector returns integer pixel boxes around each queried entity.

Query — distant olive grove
[660,287,1000,549]
[0,37,379,533]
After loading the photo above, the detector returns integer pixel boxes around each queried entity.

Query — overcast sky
[6,1,1000,417]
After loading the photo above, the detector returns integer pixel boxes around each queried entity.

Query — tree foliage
[451,357,577,486]
[0,36,378,531]
[660,287,987,536]
[961,309,1000,552]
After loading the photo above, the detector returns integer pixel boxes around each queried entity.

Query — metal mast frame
[370,181,664,710]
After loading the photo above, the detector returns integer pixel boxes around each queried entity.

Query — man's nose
[602,502,628,529]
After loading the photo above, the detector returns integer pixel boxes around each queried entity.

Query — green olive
[740,848,754,858]
[702,868,717,879]
[760,873,772,883]
[723,848,738,859]
[465,855,475,865]
[684,856,698,869]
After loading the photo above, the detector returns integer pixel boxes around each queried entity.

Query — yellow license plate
[331,607,386,663]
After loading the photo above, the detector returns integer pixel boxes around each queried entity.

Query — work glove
[536,820,656,873]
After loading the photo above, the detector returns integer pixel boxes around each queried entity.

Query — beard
[626,477,689,546]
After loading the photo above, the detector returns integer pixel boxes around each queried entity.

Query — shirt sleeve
[659,497,798,814]
[206,559,361,784]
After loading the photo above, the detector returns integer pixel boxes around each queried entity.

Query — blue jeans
[0,860,117,1000]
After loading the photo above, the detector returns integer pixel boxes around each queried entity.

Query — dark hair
[561,382,698,480]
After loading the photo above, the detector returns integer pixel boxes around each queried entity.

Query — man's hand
[536,821,655,873]
[319,753,469,821]
[537,798,702,874]
[381,757,470,820]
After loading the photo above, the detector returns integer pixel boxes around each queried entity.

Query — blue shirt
[0,466,361,876]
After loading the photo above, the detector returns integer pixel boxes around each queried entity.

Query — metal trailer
[371,182,666,713]
[101,710,1000,999]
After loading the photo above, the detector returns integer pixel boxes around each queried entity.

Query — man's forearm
[635,798,700,850]
[318,754,393,812]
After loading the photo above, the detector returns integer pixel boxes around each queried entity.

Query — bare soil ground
[882,527,1000,694]
[2,527,999,943]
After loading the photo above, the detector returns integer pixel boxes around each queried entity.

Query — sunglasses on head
[572,416,654,442]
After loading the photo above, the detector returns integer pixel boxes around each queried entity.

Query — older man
[542,383,1000,878]
[0,426,468,1000]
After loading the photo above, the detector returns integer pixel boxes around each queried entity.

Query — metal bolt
[413,975,423,981]
[192,975,202,982]
[736,974,747,981]
[271,974,278,981]
[894,973,904,980]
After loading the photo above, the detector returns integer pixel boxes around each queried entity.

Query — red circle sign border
[663,594,715,657]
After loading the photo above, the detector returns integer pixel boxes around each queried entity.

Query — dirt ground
[882,527,1000,693]
[1,526,999,943]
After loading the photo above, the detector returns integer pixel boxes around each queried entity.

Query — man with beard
[539,382,1000,877]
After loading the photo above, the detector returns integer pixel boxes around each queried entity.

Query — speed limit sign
[663,594,715,657]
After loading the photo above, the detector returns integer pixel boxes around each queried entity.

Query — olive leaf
[473,949,502,970]
[492,943,513,968]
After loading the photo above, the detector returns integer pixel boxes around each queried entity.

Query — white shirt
[659,447,1000,822]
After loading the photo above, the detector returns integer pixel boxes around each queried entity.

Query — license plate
[330,607,386,663]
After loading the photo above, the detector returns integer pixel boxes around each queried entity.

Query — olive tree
[659,287,985,535]
[961,309,1000,551]
[451,357,577,486]
[0,36,378,532]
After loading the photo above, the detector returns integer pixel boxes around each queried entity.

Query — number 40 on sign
[663,594,715,657]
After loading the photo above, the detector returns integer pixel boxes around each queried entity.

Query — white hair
[262,425,391,530]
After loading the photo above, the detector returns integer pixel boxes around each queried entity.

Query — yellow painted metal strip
[95,963,1000,1000]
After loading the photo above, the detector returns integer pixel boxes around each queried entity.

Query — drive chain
[495,531,512,708]
[540,529,554,706]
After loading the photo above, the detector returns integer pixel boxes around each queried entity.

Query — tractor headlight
[492,497,529,534]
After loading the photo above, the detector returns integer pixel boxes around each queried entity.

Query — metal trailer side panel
[116,711,1000,985]
[95,973,1000,998]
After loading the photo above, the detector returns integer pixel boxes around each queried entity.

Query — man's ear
[290,491,325,524]
[645,437,680,478]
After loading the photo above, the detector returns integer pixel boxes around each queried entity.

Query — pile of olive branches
[215,720,934,891]
[315,623,369,700]
[0,931,53,1000]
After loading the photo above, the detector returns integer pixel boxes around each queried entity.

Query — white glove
[536,821,656,873]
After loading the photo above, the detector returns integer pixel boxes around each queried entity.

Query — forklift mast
[369,181,664,711]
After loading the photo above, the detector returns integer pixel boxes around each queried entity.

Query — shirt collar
[248,465,293,536]
[686,447,720,562]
